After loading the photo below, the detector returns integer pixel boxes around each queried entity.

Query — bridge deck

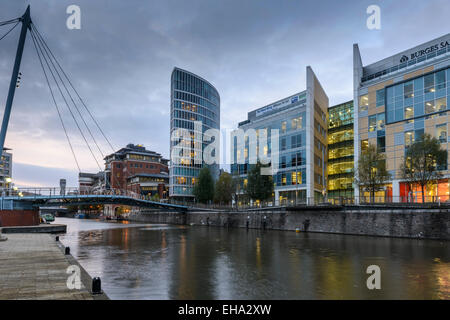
[0,194,188,211]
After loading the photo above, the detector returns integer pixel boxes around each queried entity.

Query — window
[436,124,447,143]
[368,115,377,132]
[404,82,413,99]
[425,100,435,114]
[361,139,369,153]
[404,105,414,119]
[281,156,286,168]
[435,97,446,112]
[405,131,414,147]
[415,129,424,142]
[359,95,368,112]
[377,136,385,152]
[424,74,435,93]
[291,116,302,130]
[281,138,286,151]
[436,70,446,90]
[291,172,301,185]
[291,152,303,166]
[281,121,286,133]
[376,89,385,106]
[376,113,385,130]
[291,134,302,149]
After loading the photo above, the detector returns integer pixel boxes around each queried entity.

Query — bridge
[0,7,189,216]
[0,187,188,212]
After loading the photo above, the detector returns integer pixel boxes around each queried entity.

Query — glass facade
[231,110,307,189]
[231,93,309,204]
[327,101,354,202]
[355,34,450,203]
[170,68,220,199]
[386,68,450,124]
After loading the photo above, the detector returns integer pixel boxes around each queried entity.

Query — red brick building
[105,144,169,199]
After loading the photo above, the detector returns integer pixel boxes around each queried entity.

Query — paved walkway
[0,233,93,300]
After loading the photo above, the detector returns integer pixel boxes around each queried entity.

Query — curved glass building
[170,67,220,201]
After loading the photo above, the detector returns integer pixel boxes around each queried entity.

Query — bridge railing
[0,187,151,201]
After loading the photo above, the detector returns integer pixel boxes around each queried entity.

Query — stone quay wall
[128,206,450,240]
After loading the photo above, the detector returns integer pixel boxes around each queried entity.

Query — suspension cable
[32,23,116,153]
[0,18,20,27]
[32,23,122,190]
[0,21,19,42]
[29,29,81,172]
[30,27,102,171]
[31,23,105,160]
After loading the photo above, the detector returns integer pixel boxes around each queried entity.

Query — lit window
[368,115,377,132]
[436,124,447,143]
[425,100,435,114]
[359,95,369,112]
[404,106,414,119]
[405,131,414,147]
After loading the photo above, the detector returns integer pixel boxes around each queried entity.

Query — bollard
[65,246,70,255]
[246,220,249,229]
[55,236,59,241]
[92,277,102,294]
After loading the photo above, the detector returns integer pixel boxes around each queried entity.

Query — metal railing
[0,187,159,202]
[3,187,450,210]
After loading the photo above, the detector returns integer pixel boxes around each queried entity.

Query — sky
[0,0,449,187]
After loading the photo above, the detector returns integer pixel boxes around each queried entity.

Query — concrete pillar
[392,179,400,202]
[275,190,280,206]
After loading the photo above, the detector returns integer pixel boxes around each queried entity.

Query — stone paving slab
[0,233,93,300]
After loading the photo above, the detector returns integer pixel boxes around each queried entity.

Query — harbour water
[57,217,449,299]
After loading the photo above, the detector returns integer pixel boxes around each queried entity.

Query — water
[57,217,450,299]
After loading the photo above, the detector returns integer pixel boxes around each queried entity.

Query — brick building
[104,144,169,199]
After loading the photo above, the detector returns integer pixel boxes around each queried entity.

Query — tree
[355,144,391,203]
[214,172,233,205]
[193,167,215,204]
[246,162,274,203]
[400,133,447,203]
[231,174,244,207]
[151,193,160,202]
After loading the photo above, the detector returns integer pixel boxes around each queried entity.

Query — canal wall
[0,209,39,227]
[129,206,450,240]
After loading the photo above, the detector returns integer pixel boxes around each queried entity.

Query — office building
[169,67,220,201]
[327,100,354,203]
[231,66,328,205]
[353,33,450,202]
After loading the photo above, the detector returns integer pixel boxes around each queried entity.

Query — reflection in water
[57,217,449,300]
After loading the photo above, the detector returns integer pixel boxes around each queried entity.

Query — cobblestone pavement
[0,233,93,300]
